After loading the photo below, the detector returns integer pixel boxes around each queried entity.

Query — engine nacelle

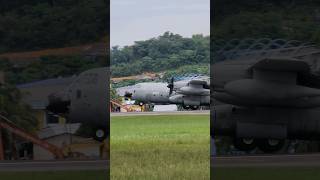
[178,86,210,96]
[214,92,320,108]
[214,78,320,108]
[169,94,209,106]
[226,79,320,100]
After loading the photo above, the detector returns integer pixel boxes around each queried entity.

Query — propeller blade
[167,77,174,95]
[124,91,133,98]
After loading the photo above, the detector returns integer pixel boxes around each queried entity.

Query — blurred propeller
[124,91,133,98]
[167,77,174,95]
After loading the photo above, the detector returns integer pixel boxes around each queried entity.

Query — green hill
[213,0,320,43]
[111,32,209,78]
[0,0,108,53]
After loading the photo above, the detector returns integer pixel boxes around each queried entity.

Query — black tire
[183,105,190,110]
[190,106,199,110]
[234,138,257,151]
[93,128,107,142]
[257,139,285,153]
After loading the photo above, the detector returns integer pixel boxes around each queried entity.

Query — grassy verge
[212,167,320,180]
[111,115,210,180]
[0,170,108,180]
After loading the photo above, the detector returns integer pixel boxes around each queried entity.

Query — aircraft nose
[131,90,139,99]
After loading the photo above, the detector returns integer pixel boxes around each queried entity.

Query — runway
[211,154,320,167]
[0,160,109,172]
[111,110,210,117]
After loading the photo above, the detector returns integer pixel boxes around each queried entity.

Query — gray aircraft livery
[18,67,109,141]
[212,39,320,153]
[126,75,210,110]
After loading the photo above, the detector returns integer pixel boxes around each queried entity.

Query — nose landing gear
[257,139,285,153]
[94,127,107,142]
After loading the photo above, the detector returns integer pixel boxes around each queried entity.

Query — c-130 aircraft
[125,75,210,110]
[212,39,320,153]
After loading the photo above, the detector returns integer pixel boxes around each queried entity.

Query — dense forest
[0,84,37,131]
[0,0,108,53]
[0,0,108,84]
[111,32,209,77]
[212,0,320,46]
[0,56,106,84]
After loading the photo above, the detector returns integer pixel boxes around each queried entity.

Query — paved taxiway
[212,154,320,167]
[111,110,210,117]
[0,160,109,171]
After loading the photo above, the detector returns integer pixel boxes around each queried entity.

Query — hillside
[0,0,108,53]
[213,0,320,45]
[111,32,210,78]
[0,42,107,62]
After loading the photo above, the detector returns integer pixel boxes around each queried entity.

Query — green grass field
[110,115,210,180]
[212,167,320,180]
[0,171,108,180]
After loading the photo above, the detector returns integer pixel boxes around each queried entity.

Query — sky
[111,0,210,47]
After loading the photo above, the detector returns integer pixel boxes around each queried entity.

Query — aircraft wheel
[183,105,190,110]
[257,139,284,153]
[94,128,107,142]
[190,106,199,110]
[234,138,256,151]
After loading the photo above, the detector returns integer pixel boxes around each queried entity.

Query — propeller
[124,91,133,98]
[167,77,174,95]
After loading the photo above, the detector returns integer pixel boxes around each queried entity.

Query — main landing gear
[182,105,199,110]
[234,138,285,153]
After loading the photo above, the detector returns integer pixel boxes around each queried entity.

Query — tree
[0,84,37,132]
[0,0,108,53]
[111,32,210,77]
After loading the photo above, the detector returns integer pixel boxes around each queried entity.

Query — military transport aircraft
[18,67,109,141]
[125,75,210,110]
[212,38,320,153]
